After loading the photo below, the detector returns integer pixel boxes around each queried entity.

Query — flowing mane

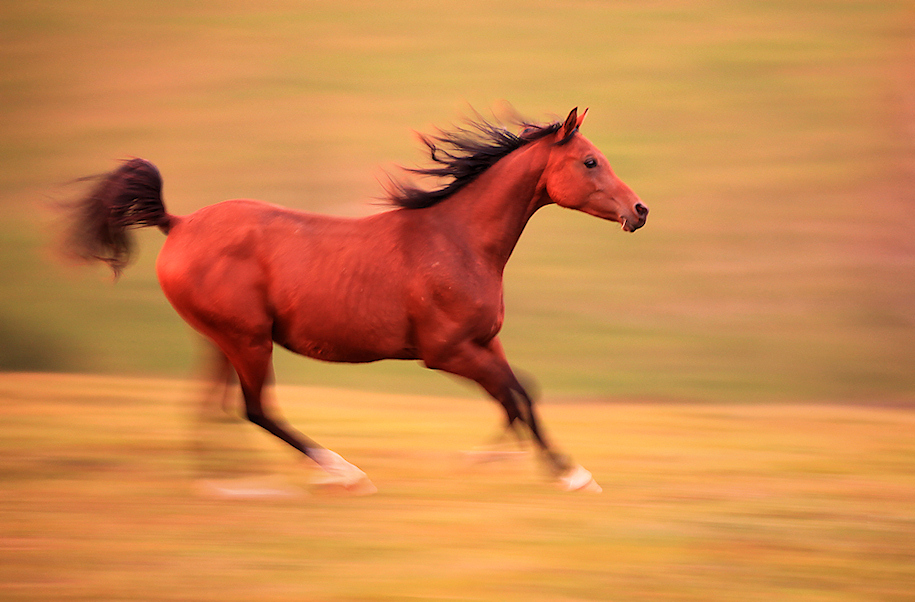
[387,116,563,209]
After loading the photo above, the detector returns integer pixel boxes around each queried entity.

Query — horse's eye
[583,158,598,169]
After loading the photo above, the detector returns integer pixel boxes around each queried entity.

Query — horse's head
[542,108,648,232]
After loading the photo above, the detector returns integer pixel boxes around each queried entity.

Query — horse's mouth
[620,217,645,232]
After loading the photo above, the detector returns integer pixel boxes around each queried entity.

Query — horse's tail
[62,158,174,279]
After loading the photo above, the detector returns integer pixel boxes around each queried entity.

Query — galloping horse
[65,108,648,493]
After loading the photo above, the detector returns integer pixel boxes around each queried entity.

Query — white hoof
[310,449,378,495]
[194,476,303,499]
[557,465,602,493]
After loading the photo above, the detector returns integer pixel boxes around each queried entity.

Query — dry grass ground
[2,373,914,601]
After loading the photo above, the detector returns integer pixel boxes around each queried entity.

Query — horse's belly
[278,338,417,363]
[275,332,419,363]
[272,308,417,364]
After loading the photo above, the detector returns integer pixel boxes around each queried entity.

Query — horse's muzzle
[622,202,649,232]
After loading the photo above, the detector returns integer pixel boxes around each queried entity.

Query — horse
[63,107,648,493]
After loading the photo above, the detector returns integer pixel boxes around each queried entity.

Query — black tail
[63,158,172,278]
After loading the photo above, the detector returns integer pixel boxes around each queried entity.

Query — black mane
[387,116,562,209]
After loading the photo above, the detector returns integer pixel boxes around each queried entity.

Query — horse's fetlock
[245,409,267,426]
[543,450,573,476]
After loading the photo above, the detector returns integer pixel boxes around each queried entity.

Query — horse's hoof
[194,476,304,499]
[310,473,378,496]
[311,476,378,495]
[310,448,378,495]
[345,477,378,496]
[557,465,602,493]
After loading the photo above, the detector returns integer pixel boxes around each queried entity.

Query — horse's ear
[561,108,579,137]
[575,107,589,129]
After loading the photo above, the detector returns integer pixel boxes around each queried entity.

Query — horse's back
[157,199,383,282]
[155,199,417,361]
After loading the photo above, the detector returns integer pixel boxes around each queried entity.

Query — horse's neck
[430,142,550,270]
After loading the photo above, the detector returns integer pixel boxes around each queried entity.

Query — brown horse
[64,108,647,493]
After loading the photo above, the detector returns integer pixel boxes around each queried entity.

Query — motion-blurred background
[3,4,915,601]
[2,1,913,402]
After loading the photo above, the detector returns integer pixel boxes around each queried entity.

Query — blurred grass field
[2,373,914,601]
[1,0,912,402]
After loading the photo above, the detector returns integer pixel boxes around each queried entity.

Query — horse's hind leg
[214,335,375,493]
[190,340,266,480]
[196,341,240,419]
[217,337,317,456]
[219,339,303,449]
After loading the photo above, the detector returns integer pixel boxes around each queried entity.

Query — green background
[2,0,913,403]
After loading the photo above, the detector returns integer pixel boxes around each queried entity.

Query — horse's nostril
[635,202,648,217]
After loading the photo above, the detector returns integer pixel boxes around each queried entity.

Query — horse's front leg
[423,337,600,492]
